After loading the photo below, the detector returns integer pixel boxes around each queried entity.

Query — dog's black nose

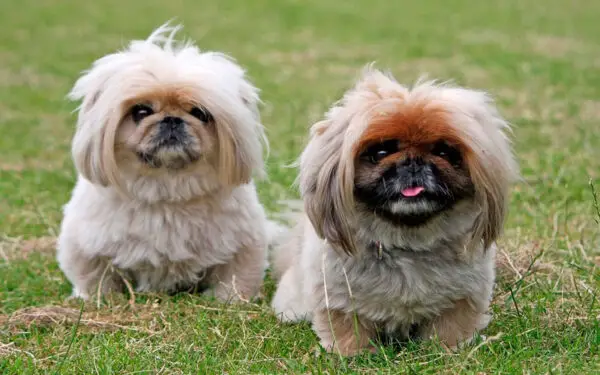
[160,116,184,132]
[399,157,425,173]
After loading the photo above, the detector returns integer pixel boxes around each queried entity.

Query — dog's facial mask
[353,104,475,226]
[117,90,216,171]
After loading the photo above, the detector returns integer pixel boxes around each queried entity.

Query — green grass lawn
[1,0,599,373]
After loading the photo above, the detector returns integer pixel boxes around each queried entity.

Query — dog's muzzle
[155,116,188,147]
[136,116,200,169]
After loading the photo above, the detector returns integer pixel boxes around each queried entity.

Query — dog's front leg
[203,244,266,302]
[420,299,491,349]
[57,248,123,300]
[313,309,377,356]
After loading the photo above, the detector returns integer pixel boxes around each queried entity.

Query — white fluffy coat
[57,23,271,301]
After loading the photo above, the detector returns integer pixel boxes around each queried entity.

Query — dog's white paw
[68,288,90,301]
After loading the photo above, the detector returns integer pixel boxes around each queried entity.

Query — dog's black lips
[355,161,474,226]
[372,207,443,226]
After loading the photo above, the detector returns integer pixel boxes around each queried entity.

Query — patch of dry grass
[0,342,35,359]
[0,305,163,335]
[0,236,56,264]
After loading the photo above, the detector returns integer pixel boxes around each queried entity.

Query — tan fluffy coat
[272,68,518,355]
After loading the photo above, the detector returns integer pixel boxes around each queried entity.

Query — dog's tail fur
[265,200,304,279]
[265,220,288,249]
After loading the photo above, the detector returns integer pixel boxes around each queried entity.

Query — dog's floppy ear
[467,155,509,251]
[236,74,268,181]
[460,94,518,251]
[211,92,266,186]
[298,67,392,256]
[300,118,357,256]
[68,66,120,187]
[199,55,266,186]
[215,120,256,186]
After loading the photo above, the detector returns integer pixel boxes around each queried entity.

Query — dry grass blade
[114,268,137,306]
[590,179,600,225]
[96,262,112,309]
[465,333,503,360]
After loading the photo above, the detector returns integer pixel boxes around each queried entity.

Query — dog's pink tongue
[401,186,424,197]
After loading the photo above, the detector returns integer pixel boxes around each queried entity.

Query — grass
[0,0,599,373]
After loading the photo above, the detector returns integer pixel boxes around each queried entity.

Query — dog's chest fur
[321,242,494,329]
[64,180,266,290]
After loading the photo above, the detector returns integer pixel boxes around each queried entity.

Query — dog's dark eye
[431,141,462,166]
[361,140,399,164]
[190,107,213,123]
[131,104,154,123]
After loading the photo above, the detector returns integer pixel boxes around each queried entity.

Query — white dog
[57,23,272,302]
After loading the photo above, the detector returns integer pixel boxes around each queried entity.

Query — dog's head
[300,68,518,255]
[68,23,265,200]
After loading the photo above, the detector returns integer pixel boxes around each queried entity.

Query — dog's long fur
[57,23,271,301]
[271,68,518,355]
